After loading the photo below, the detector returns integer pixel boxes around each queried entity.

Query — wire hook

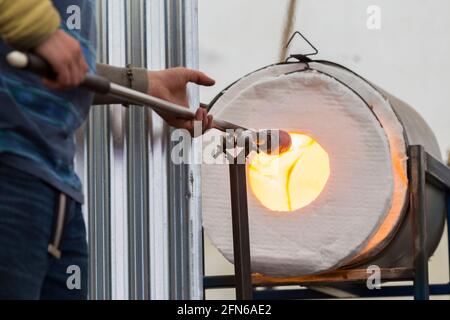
[285,31,319,61]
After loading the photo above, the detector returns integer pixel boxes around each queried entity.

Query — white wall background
[198,0,450,299]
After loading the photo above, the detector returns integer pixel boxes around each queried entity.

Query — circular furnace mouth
[248,132,330,212]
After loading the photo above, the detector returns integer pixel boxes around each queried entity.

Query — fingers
[200,103,214,129]
[207,114,214,130]
[69,45,88,86]
[164,107,213,137]
[193,108,213,135]
[61,41,87,88]
[34,29,88,90]
[195,107,211,132]
[185,69,215,87]
[52,48,71,89]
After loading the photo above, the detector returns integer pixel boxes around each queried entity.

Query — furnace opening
[248,133,330,212]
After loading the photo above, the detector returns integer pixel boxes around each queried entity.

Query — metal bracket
[226,134,254,300]
[203,145,450,300]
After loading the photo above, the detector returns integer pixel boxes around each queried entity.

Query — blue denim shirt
[0,0,97,203]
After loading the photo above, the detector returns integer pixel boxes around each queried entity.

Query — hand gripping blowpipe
[6,51,292,154]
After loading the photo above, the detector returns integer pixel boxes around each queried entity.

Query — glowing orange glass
[248,133,330,212]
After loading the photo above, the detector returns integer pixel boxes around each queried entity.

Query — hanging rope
[279,0,299,62]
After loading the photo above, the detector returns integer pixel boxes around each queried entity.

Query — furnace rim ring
[205,66,396,276]
[307,60,412,267]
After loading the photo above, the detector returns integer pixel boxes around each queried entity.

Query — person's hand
[148,67,215,135]
[34,29,88,90]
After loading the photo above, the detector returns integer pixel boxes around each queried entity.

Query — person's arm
[94,64,215,134]
[0,0,60,49]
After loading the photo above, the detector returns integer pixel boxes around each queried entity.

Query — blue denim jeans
[0,163,88,300]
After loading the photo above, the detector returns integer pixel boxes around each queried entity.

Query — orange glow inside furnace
[248,133,330,212]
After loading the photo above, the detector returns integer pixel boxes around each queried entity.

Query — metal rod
[202,229,206,300]
[174,0,203,299]
[425,151,450,287]
[203,268,414,289]
[447,194,450,287]
[125,0,151,300]
[166,0,190,300]
[410,145,429,300]
[109,84,245,132]
[87,0,112,300]
[146,0,171,300]
[228,148,253,300]
[105,0,129,300]
[447,193,450,285]
[7,51,248,133]
[253,283,450,300]
[425,152,450,192]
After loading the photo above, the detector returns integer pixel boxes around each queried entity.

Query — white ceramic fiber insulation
[309,63,408,261]
[202,70,394,276]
